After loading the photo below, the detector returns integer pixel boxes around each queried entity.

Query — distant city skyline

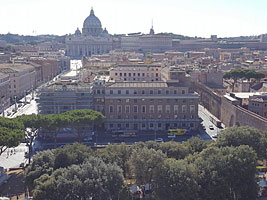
[0,0,266,37]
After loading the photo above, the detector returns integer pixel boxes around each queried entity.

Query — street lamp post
[2,103,4,117]
[24,90,27,105]
[14,96,17,111]
[31,85,34,100]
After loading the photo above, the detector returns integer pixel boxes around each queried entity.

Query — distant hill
[156,32,195,40]
[0,33,66,45]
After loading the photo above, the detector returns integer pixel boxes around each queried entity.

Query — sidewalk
[0,144,28,170]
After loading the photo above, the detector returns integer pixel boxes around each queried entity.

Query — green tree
[33,156,124,200]
[25,143,93,191]
[0,116,24,130]
[159,141,190,160]
[63,109,105,142]
[0,127,24,156]
[41,114,71,148]
[216,126,265,159]
[153,158,199,200]
[25,149,55,191]
[54,143,93,169]
[223,69,245,92]
[16,114,43,163]
[184,136,210,154]
[96,143,131,178]
[193,145,258,200]
[129,147,166,185]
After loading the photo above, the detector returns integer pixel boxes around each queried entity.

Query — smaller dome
[103,28,109,35]
[75,28,81,36]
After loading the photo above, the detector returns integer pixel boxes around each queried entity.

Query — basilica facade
[66,8,175,58]
[65,8,115,58]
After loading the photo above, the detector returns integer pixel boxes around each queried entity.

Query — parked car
[212,134,218,139]
[209,125,214,130]
[84,137,93,141]
[155,138,164,143]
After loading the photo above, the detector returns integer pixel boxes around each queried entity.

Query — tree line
[0,109,105,163]
[25,126,267,200]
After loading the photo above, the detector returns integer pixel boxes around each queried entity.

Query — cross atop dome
[90,7,95,16]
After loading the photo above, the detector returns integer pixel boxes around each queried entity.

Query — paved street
[0,144,28,169]
[198,104,224,140]
[0,96,37,169]
[0,62,80,170]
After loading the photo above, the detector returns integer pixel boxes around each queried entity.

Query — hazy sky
[0,0,266,37]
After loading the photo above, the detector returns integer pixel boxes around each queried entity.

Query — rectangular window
[120,73,122,76]
[150,90,153,94]
[182,105,187,113]
[158,90,161,94]
[190,105,195,113]
[125,105,130,113]
[126,90,129,94]
[134,105,138,113]
[118,90,121,94]
[142,90,145,94]
[150,105,154,113]
[158,105,162,113]
[174,105,178,114]
[117,105,122,113]
[109,105,113,113]
[166,105,170,113]
[110,90,113,94]
[142,105,146,113]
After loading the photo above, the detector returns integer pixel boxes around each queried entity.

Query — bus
[168,129,186,136]
[210,116,222,128]
[111,130,137,138]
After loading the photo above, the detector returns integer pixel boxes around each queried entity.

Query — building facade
[104,82,200,131]
[37,82,93,114]
[66,8,114,58]
[109,63,163,82]
[248,93,267,118]
[0,63,36,100]
[0,73,10,113]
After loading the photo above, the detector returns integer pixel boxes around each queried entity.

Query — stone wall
[192,81,221,119]
[195,81,267,131]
